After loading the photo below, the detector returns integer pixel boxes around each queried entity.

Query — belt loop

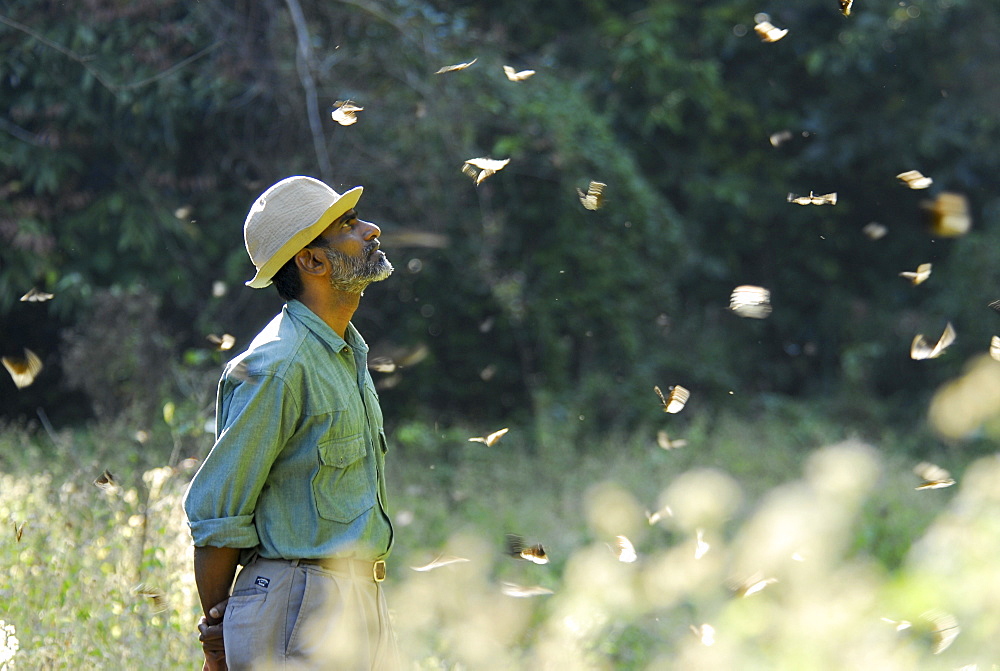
[290,559,301,567]
[240,547,261,566]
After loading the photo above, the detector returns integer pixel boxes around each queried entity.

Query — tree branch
[117,42,224,91]
[283,0,332,181]
[0,116,47,146]
[0,13,222,94]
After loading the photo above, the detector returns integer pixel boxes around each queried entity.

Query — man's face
[315,209,393,294]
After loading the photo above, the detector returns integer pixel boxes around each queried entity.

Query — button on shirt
[184,300,393,561]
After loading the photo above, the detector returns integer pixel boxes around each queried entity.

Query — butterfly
[898,262,932,285]
[331,100,363,126]
[506,533,549,564]
[369,343,429,373]
[645,505,673,525]
[229,360,252,382]
[840,0,854,16]
[134,583,169,612]
[924,609,960,654]
[729,285,772,319]
[862,222,888,240]
[694,529,710,559]
[729,573,778,598]
[754,20,788,43]
[94,469,117,491]
[690,623,716,646]
[20,287,54,302]
[178,457,200,473]
[368,356,397,373]
[435,58,477,74]
[768,130,793,147]
[501,582,553,597]
[787,191,837,205]
[923,192,970,237]
[913,461,955,490]
[990,335,1000,362]
[2,348,43,389]
[654,384,689,413]
[368,343,429,375]
[577,181,607,211]
[410,554,471,572]
[613,535,637,563]
[883,610,959,654]
[14,520,24,542]
[897,170,933,190]
[881,616,912,631]
[910,322,956,360]
[462,157,510,185]
[656,430,687,450]
[206,333,236,351]
[503,65,535,81]
[468,427,509,446]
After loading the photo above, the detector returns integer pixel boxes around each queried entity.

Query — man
[184,175,398,670]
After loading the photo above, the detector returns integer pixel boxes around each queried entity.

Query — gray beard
[324,245,394,294]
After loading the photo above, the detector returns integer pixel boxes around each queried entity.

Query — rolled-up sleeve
[184,367,299,548]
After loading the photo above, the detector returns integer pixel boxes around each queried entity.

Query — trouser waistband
[291,556,387,582]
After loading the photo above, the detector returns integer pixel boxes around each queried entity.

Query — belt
[298,557,386,582]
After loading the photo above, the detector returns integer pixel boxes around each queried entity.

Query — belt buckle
[373,560,386,582]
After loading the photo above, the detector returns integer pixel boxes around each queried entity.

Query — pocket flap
[317,433,367,468]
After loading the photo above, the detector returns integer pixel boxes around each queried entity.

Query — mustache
[364,240,381,258]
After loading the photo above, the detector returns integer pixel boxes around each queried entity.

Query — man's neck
[297,290,362,338]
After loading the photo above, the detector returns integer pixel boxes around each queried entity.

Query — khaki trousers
[223,556,399,670]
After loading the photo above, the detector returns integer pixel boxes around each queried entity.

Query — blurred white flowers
[0,620,19,670]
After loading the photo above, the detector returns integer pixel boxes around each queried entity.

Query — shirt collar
[285,300,369,355]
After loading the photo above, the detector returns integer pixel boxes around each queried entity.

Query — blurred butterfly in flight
[2,348,43,389]
[506,533,549,564]
[654,384,690,413]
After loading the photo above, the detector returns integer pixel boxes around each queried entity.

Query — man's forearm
[193,545,242,620]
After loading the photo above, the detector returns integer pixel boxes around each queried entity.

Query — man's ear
[295,247,327,278]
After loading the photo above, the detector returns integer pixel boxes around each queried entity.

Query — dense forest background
[2,0,999,440]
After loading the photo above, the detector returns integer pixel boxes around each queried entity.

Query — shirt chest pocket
[313,433,376,524]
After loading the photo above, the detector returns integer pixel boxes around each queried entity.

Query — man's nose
[361,220,380,240]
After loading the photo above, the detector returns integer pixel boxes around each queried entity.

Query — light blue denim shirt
[184,300,393,561]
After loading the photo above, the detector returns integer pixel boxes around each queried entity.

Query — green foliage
[1,0,999,435]
[60,286,176,422]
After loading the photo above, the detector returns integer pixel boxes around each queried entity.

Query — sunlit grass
[0,453,199,668]
[0,401,997,669]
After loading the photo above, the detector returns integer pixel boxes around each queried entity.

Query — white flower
[0,620,20,669]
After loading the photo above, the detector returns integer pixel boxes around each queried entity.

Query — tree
[1,0,998,433]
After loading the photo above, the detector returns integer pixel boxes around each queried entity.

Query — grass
[0,399,998,669]
[0,430,198,669]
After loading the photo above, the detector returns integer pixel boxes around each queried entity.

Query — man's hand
[198,597,229,671]
[193,545,240,671]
